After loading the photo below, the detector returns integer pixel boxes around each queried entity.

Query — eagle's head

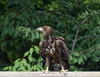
[37,26,53,40]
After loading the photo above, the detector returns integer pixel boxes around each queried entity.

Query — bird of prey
[37,26,70,72]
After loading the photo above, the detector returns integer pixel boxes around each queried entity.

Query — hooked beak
[37,27,43,32]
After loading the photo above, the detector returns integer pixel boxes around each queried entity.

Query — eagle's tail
[67,62,70,70]
[64,59,70,71]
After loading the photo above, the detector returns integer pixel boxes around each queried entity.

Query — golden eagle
[37,26,70,72]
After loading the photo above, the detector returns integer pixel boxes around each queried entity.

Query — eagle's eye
[37,27,43,32]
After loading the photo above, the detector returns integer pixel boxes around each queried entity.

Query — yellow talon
[60,69,68,72]
[42,70,49,73]
[60,70,66,72]
[42,67,49,73]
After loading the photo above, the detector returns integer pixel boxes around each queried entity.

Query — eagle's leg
[59,57,68,72]
[60,65,68,72]
[43,57,49,72]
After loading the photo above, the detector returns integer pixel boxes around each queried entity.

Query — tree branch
[71,13,100,51]
[53,29,62,35]
[71,26,80,51]
[81,13,100,25]
[76,35,100,42]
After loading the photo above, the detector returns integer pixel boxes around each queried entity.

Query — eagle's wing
[55,38,70,69]
[55,37,64,41]
[56,39,69,59]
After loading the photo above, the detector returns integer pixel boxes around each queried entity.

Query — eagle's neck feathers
[43,33,54,42]
[42,27,56,55]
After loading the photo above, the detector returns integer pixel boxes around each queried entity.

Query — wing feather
[56,39,69,59]
[55,39,70,69]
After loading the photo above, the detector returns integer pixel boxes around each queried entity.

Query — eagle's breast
[41,36,60,62]
[45,42,55,55]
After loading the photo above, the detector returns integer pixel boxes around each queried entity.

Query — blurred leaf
[72,25,78,31]
[20,62,26,71]
[28,55,33,62]
[24,51,29,57]
[33,65,37,71]
[33,58,36,62]
[82,55,87,61]
[3,67,9,71]
[73,52,79,57]
[73,58,77,63]
[8,66,12,71]
[34,46,40,54]
[29,48,34,55]
[4,16,9,26]
[14,59,20,64]
[69,55,72,61]
[78,57,83,65]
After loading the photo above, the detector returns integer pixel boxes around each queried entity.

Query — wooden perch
[0,71,100,77]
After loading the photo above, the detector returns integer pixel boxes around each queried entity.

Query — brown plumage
[37,26,70,72]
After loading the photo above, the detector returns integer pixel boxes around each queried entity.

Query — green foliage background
[0,0,100,71]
